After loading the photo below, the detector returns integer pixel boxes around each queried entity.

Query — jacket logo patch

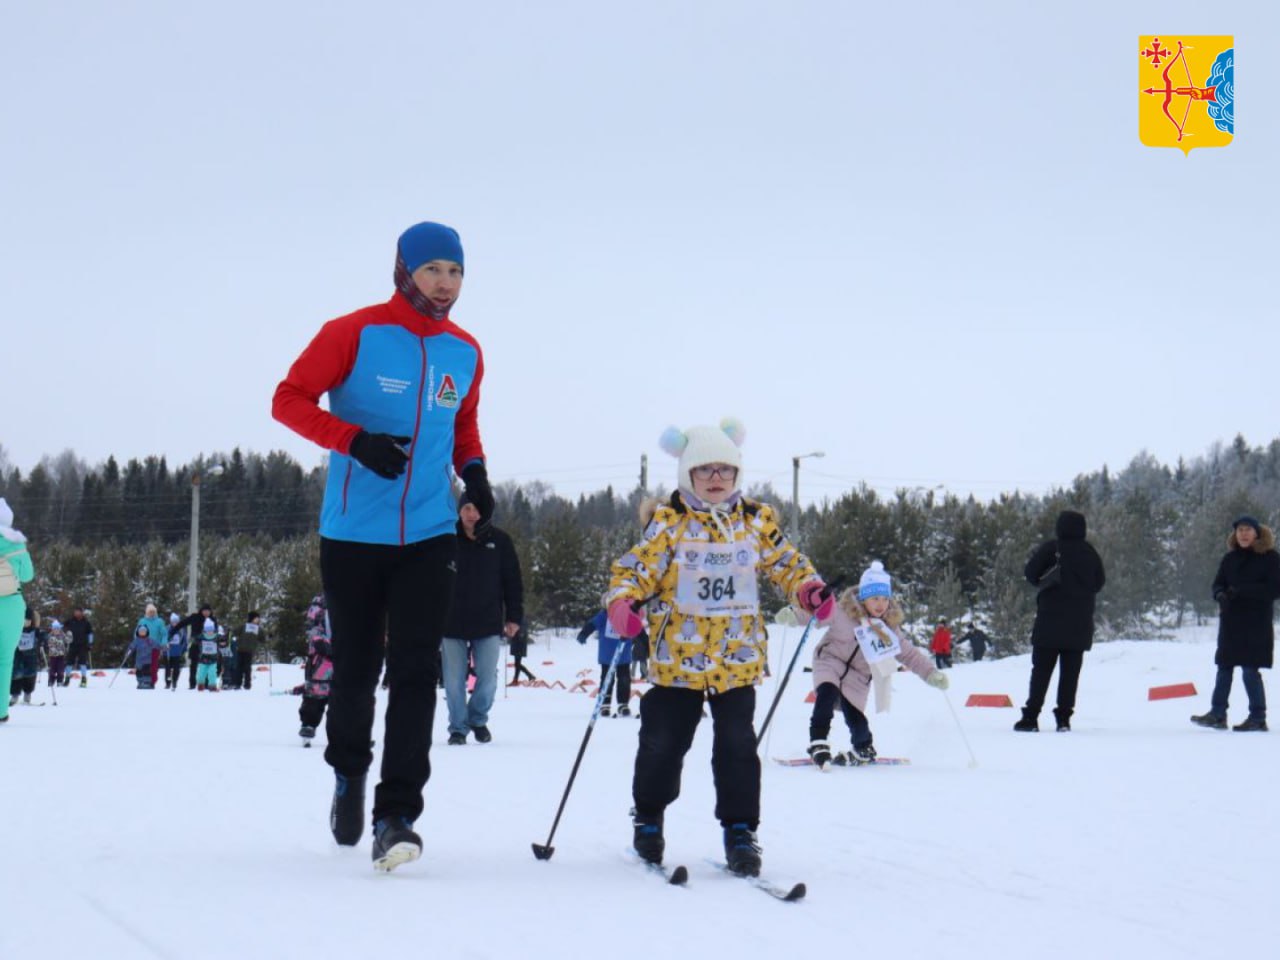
[435,374,459,408]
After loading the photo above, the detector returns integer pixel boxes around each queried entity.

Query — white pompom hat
[858,561,893,600]
[659,417,746,496]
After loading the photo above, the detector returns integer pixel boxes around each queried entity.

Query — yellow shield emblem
[1139,35,1234,154]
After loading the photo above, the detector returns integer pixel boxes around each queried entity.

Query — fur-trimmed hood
[1227,524,1276,553]
[837,588,905,629]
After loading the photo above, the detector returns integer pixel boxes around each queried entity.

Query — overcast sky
[3,1,1275,507]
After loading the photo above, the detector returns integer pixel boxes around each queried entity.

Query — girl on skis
[805,561,948,770]
[605,418,832,878]
[10,608,45,706]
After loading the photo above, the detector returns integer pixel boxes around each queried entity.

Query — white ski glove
[926,671,949,690]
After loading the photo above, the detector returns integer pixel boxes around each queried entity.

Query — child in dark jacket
[577,608,645,716]
[299,596,333,741]
[126,625,160,690]
[10,608,45,706]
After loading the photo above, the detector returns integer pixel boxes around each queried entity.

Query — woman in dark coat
[1191,516,1279,732]
[507,626,535,685]
[1015,510,1106,732]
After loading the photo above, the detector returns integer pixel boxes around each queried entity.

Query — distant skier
[1191,515,1280,732]
[164,613,186,690]
[46,620,68,688]
[10,608,46,706]
[576,607,644,716]
[930,618,953,669]
[63,606,94,688]
[508,625,536,686]
[954,623,990,661]
[136,604,168,687]
[605,418,830,877]
[805,562,948,770]
[299,595,334,742]
[236,612,263,690]
[194,619,224,692]
[125,624,160,690]
[171,603,217,690]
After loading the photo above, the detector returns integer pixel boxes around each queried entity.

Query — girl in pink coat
[807,562,948,770]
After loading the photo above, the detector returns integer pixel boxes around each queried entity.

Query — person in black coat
[1191,516,1279,732]
[955,624,990,661]
[1014,510,1106,732]
[441,494,524,744]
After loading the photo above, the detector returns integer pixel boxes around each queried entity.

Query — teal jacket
[0,535,34,597]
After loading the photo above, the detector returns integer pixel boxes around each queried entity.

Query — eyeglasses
[691,464,738,481]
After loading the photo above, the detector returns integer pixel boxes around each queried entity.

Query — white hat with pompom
[659,417,746,496]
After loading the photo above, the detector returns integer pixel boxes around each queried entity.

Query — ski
[625,850,688,885]
[707,859,805,901]
[773,755,910,768]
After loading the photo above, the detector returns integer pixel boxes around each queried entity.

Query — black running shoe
[447,732,467,745]
[471,725,492,743]
[372,817,422,873]
[1190,713,1227,730]
[330,772,366,846]
[1232,716,1268,732]
[723,823,762,877]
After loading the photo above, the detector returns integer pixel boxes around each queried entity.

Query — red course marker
[965,693,1014,708]
[1148,682,1197,701]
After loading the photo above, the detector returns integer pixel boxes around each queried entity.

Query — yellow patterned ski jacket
[606,492,817,694]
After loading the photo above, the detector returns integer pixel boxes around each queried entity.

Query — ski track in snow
[2,623,1272,959]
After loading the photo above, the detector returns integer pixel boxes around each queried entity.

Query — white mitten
[926,671,949,690]
[773,606,802,627]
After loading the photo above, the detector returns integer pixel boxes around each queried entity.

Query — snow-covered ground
[4,623,1272,959]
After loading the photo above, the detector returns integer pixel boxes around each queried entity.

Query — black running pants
[321,534,455,825]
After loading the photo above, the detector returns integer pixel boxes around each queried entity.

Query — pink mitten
[797,580,835,621]
[607,598,645,638]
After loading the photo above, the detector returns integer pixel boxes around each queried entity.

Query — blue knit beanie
[398,222,464,274]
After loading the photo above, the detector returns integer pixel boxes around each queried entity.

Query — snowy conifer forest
[0,432,1274,659]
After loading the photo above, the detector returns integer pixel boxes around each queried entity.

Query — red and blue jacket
[272,292,485,546]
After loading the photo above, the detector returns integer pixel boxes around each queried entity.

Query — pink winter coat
[812,593,936,712]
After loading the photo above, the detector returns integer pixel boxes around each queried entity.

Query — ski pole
[754,576,845,747]
[108,647,132,688]
[532,597,659,862]
[941,689,979,769]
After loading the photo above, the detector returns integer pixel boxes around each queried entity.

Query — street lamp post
[791,451,825,540]
[187,464,225,613]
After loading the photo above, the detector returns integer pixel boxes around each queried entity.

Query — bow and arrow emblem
[1142,39,1218,142]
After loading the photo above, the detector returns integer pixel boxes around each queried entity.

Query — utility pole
[187,464,224,613]
[639,454,648,493]
[791,451,825,541]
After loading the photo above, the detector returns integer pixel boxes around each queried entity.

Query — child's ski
[773,755,910,767]
[625,850,688,885]
[707,860,805,901]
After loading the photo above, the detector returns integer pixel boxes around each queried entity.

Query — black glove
[461,461,495,524]
[349,431,412,480]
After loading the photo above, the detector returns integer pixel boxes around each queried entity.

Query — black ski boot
[299,724,316,741]
[723,823,762,877]
[632,810,664,865]
[807,740,832,770]
[1013,708,1039,732]
[371,816,422,872]
[1232,716,1268,732]
[1190,712,1227,729]
[1053,709,1071,733]
[330,772,366,846]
